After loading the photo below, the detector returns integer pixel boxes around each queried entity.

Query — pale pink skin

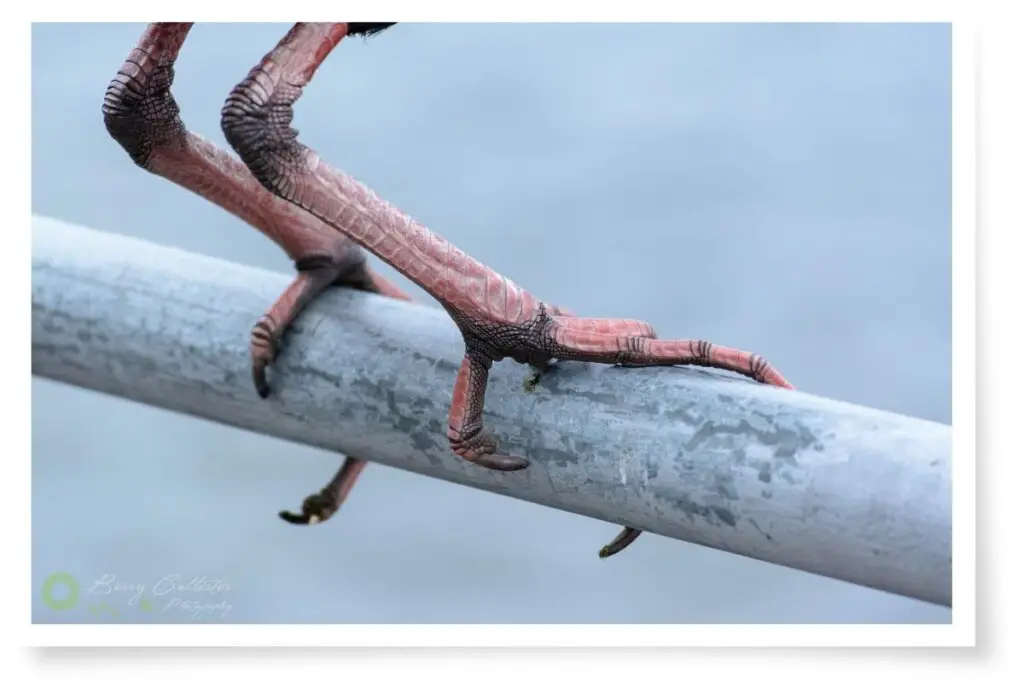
[109,22,795,559]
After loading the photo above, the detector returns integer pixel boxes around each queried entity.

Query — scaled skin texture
[102,22,411,531]
[220,22,795,558]
[107,21,795,560]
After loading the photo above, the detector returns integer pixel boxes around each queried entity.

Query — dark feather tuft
[346,23,397,39]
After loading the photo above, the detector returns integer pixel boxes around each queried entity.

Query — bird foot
[278,488,339,526]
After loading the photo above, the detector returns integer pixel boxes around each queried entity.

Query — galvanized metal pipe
[30,214,952,607]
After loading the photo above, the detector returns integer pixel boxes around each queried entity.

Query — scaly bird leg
[220,22,794,558]
[103,22,410,528]
[102,22,410,397]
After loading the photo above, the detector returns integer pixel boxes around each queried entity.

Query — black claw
[278,510,310,525]
[474,453,530,472]
[252,363,272,399]
[278,491,337,526]
[598,527,643,559]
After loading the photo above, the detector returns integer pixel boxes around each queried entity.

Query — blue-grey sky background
[31,22,951,623]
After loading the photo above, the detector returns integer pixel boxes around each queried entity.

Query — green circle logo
[41,572,80,611]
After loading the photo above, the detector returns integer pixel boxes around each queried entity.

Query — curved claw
[449,409,530,472]
[252,357,273,399]
[278,490,337,526]
[473,453,530,471]
[278,509,316,525]
[598,526,642,559]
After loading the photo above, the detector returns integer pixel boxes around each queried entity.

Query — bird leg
[103,22,410,528]
[221,22,794,558]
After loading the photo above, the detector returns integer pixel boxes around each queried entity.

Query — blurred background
[31,22,951,623]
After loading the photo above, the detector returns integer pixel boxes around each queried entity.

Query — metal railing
[30,214,952,607]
